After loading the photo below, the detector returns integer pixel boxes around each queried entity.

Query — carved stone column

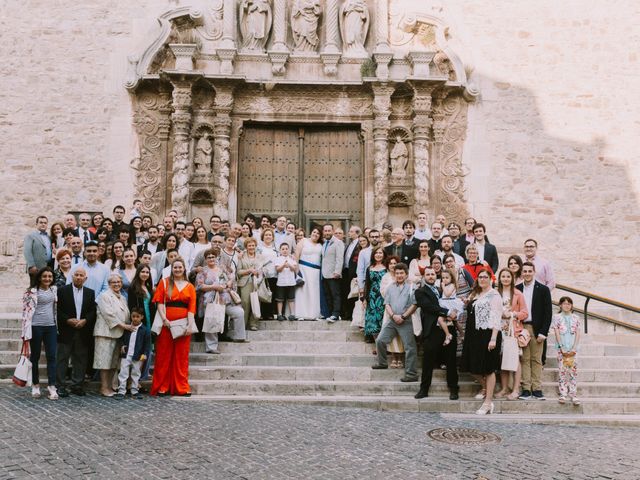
[170,79,194,220]
[410,83,436,216]
[212,83,235,219]
[321,0,341,75]
[268,0,290,75]
[373,0,392,79]
[219,0,237,74]
[372,83,394,227]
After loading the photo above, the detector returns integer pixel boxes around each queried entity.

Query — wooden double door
[238,125,362,231]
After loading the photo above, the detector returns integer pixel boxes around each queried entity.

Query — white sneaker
[47,386,59,400]
[31,386,41,398]
[327,315,338,323]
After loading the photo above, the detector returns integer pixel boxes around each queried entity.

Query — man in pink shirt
[522,239,555,290]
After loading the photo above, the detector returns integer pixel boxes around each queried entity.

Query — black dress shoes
[371,364,388,370]
[414,390,429,399]
[58,387,69,398]
[70,387,86,397]
[400,375,419,382]
[449,390,459,400]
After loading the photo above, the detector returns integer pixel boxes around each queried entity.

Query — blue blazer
[121,325,151,361]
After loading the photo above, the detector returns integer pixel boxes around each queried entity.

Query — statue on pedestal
[239,0,272,51]
[291,0,322,52]
[194,135,213,174]
[390,136,408,177]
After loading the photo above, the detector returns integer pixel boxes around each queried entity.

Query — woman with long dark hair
[21,267,58,400]
[150,234,179,286]
[294,226,323,319]
[364,246,387,353]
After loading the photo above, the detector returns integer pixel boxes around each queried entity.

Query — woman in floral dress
[364,247,387,353]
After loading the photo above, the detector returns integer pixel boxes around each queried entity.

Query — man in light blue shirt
[68,241,109,298]
[356,229,381,294]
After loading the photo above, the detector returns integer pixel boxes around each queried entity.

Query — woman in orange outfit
[151,258,197,396]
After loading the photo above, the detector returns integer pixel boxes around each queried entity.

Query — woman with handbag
[258,228,278,319]
[151,258,196,396]
[460,268,503,415]
[94,273,133,397]
[196,249,247,355]
[494,268,528,400]
[21,267,58,400]
[237,238,264,331]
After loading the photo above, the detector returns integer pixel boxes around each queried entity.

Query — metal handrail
[555,283,640,334]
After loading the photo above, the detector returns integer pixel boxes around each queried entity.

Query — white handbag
[168,318,189,339]
[347,278,359,299]
[250,290,261,318]
[351,300,364,328]
[501,318,520,372]
[203,294,226,334]
[12,341,32,387]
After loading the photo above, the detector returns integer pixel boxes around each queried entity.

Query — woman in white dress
[294,227,322,319]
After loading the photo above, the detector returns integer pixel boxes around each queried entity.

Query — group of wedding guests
[21,204,580,411]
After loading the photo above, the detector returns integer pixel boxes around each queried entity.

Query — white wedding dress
[295,238,322,319]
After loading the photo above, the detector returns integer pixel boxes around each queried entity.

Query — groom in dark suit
[414,267,460,400]
[56,267,96,397]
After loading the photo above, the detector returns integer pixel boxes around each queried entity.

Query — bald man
[56,268,96,397]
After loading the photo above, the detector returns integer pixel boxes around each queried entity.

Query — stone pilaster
[219,0,237,74]
[170,79,194,220]
[372,82,394,227]
[268,0,289,75]
[373,0,392,79]
[212,83,235,219]
[321,0,341,75]
[410,83,436,216]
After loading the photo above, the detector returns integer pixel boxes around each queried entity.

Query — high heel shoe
[474,390,486,400]
[475,402,494,415]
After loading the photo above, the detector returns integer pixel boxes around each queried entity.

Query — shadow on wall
[468,76,640,305]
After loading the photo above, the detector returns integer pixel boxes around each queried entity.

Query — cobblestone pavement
[0,387,638,480]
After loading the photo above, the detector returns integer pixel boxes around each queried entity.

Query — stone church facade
[1,1,639,304]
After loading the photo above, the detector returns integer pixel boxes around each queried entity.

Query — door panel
[237,125,362,228]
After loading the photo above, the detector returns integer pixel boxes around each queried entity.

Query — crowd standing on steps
[22,204,569,412]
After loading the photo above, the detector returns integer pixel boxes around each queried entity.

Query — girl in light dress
[438,269,464,346]
[552,296,581,405]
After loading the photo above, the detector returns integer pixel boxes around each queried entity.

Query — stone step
[174,394,640,415]
[186,365,640,383]
[440,413,640,426]
[189,379,640,397]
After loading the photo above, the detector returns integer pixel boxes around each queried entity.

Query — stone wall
[1,0,639,305]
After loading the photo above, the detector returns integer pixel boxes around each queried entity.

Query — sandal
[494,390,508,399]
[507,392,520,401]
[443,334,453,346]
[474,390,486,400]
[558,396,567,404]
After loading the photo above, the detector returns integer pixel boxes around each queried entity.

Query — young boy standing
[274,243,298,321]
[114,308,151,399]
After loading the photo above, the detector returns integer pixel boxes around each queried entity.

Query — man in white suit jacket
[321,224,345,323]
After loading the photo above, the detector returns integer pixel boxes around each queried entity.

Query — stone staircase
[2,307,639,417]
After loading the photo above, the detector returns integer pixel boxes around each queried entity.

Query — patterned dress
[364,268,386,336]
[552,313,580,398]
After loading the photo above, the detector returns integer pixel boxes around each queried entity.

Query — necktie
[83,231,88,243]
[74,255,80,265]
[429,285,440,298]
[324,240,329,254]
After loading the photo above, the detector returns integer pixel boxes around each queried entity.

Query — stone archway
[126,3,478,227]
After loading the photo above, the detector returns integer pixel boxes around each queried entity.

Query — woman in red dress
[151,258,197,396]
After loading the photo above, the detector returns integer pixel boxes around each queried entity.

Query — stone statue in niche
[390,136,409,177]
[239,0,273,51]
[339,0,370,56]
[291,0,322,52]
[194,135,213,174]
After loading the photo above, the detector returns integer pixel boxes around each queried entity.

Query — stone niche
[125,2,479,227]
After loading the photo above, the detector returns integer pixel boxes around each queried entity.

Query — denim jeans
[30,325,57,386]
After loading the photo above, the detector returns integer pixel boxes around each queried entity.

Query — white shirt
[127,325,139,359]
[275,256,297,286]
[72,285,84,318]
[178,240,195,271]
[356,246,373,289]
[344,240,357,265]
[522,281,535,322]
[145,242,159,255]
[475,240,486,263]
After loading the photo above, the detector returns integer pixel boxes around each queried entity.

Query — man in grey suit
[321,224,345,323]
[24,215,52,284]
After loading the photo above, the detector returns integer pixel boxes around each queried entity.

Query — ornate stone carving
[196,0,224,40]
[371,83,394,227]
[170,80,194,219]
[168,43,199,71]
[268,0,289,74]
[432,91,469,222]
[212,83,235,219]
[291,0,322,52]
[239,0,272,52]
[411,83,436,216]
[388,191,410,207]
[433,51,456,80]
[339,0,370,57]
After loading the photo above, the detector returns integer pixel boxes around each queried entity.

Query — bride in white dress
[294,227,322,319]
